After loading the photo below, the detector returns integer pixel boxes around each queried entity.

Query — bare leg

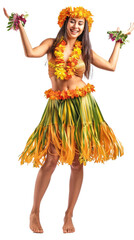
[62,152,84,233]
[29,142,59,233]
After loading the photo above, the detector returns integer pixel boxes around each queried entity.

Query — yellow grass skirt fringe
[18,86,124,168]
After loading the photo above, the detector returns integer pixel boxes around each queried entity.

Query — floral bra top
[48,57,86,79]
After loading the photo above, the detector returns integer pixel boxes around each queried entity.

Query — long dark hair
[46,17,93,79]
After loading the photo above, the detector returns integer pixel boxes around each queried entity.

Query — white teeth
[71,30,79,33]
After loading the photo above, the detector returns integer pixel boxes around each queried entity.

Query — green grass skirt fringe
[18,92,124,167]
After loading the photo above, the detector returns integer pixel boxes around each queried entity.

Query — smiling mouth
[70,29,79,33]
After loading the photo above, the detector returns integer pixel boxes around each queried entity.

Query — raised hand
[123,22,134,35]
[116,27,120,32]
[3,8,9,19]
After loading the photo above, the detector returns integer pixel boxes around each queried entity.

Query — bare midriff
[50,76,86,91]
[47,53,86,91]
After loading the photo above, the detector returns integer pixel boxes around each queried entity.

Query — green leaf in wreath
[7,24,13,27]
[23,13,29,18]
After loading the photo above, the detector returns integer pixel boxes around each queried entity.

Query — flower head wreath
[57,6,94,32]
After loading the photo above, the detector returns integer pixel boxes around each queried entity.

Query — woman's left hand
[122,22,134,35]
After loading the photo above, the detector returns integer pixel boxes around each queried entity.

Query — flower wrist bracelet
[6,12,29,31]
[107,31,129,48]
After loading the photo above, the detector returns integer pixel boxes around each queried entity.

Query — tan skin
[3,8,134,234]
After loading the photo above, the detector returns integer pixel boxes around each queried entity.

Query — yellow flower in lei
[54,37,82,80]
[58,6,94,32]
[55,67,66,80]
[54,51,63,58]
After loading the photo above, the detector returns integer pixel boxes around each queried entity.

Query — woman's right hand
[3,8,9,19]
[3,7,23,30]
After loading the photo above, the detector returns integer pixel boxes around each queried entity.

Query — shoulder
[40,38,55,47]
[46,38,55,44]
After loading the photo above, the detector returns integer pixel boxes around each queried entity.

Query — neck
[66,36,77,48]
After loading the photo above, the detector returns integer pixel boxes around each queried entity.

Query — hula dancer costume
[9,7,125,167]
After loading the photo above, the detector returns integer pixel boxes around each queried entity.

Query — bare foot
[62,214,75,233]
[29,211,44,233]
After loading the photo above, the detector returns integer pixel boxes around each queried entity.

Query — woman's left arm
[91,41,120,71]
[91,24,134,71]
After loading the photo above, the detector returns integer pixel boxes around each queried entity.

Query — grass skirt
[18,84,124,167]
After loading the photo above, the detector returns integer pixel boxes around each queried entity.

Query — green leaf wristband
[107,31,129,48]
[6,11,28,31]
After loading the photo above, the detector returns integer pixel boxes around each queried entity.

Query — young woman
[3,6,134,234]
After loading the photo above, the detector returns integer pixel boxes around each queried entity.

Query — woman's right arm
[18,21,55,58]
[3,8,54,58]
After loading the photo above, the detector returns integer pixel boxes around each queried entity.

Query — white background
[0,0,134,239]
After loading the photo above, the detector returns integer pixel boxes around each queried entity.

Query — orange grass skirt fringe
[18,84,124,168]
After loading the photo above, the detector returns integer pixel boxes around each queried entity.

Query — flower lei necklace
[50,37,82,80]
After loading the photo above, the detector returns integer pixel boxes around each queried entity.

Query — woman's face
[66,17,85,39]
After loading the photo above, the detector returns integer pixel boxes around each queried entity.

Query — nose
[73,22,79,29]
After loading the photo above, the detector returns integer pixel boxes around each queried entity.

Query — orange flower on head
[58,6,94,32]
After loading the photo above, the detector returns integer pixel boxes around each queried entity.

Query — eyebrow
[70,18,84,23]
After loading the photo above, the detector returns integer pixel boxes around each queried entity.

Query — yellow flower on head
[58,6,94,32]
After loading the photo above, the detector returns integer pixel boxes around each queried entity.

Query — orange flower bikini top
[48,37,86,80]
[48,57,86,79]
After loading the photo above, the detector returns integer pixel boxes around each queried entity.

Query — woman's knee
[71,153,83,171]
[46,154,59,169]
[41,154,59,172]
[42,142,59,171]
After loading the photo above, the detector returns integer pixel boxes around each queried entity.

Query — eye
[70,20,83,26]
